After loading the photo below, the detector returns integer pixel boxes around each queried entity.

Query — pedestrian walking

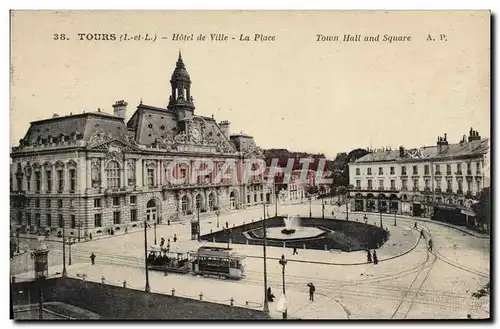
[89,233,93,240]
[293,247,298,255]
[173,234,177,243]
[160,237,165,247]
[414,222,418,229]
[331,210,335,218]
[420,229,425,238]
[225,222,229,229]
[428,239,433,252]
[366,250,372,263]
[307,283,315,301]
[90,253,96,265]
[372,250,378,265]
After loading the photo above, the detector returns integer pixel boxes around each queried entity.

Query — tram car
[189,246,246,280]
[147,245,191,274]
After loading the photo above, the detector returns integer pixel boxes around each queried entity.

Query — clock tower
[168,51,195,119]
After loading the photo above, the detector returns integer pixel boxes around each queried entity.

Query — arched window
[106,161,120,188]
[208,193,214,210]
[181,196,188,215]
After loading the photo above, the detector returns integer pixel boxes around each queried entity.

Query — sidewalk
[349,211,489,239]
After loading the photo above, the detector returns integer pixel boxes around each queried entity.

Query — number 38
[53,34,67,41]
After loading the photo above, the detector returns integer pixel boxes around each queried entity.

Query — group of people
[266,282,316,302]
[366,250,378,265]
[147,251,177,267]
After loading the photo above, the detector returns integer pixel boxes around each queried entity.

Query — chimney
[219,120,230,138]
[399,146,405,158]
[112,100,128,119]
[468,128,481,142]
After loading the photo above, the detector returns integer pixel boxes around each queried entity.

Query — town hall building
[10,52,271,238]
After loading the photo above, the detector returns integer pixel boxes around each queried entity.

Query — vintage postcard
[9,10,491,320]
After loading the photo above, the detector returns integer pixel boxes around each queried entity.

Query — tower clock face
[191,127,201,142]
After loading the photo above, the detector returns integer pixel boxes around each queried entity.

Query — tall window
[467,180,472,192]
[35,213,40,227]
[367,180,372,189]
[94,213,102,227]
[26,213,31,226]
[26,168,31,191]
[58,199,63,208]
[106,161,120,188]
[94,198,101,208]
[390,167,395,175]
[425,179,430,189]
[446,164,451,175]
[35,171,41,193]
[356,180,361,188]
[130,196,137,204]
[476,162,481,174]
[130,209,138,221]
[413,179,419,190]
[436,179,441,190]
[46,170,52,192]
[35,199,40,208]
[458,180,463,192]
[447,179,452,190]
[71,215,76,228]
[390,180,396,190]
[69,169,76,192]
[467,163,472,174]
[424,165,429,175]
[401,166,406,175]
[57,170,64,192]
[367,168,372,175]
[46,214,52,227]
[356,168,360,175]
[47,199,51,208]
[58,214,64,228]
[413,166,418,175]
[378,180,384,189]
[113,197,120,206]
[456,163,461,173]
[378,167,383,175]
[113,211,121,224]
[147,168,155,187]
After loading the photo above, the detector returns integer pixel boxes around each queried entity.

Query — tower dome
[171,51,191,82]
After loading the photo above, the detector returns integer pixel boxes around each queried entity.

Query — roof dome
[171,51,191,82]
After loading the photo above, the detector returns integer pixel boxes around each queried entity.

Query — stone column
[142,160,147,187]
[40,168,46,193]
[86,159,92,189]
[135,159,141,188]
[120,166,125,188]
[157,160,161,187]
[100,159,106,189]
[124,160,128,188]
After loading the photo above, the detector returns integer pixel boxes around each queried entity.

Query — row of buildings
[348,129,490,218]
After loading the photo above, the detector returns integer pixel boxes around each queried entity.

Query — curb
[349,211,489,239]
[246,224,421,266]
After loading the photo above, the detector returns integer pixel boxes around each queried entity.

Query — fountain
[281,215,299,235]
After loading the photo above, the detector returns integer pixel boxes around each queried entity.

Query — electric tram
[189,246,246,280]
[146,245,191,274]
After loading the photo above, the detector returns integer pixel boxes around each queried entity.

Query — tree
[471,187,490,232]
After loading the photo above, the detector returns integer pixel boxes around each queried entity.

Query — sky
[10,11,490,159]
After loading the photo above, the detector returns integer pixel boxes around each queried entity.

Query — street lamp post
[275,187,279,218]
[262,202,269,314]
[379,210,383,229]
[216,210,220,228]
[154,223,157,245]
[321,198,325,219]
[32,235,49,320]
[394,210,397,226]
[144,220,150,292]
[16,232,20,253]
[279,254,288,319]
[68,238,74,266]
[62,226,67,277]
[197,207,201,242]
[309,196,312,218]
